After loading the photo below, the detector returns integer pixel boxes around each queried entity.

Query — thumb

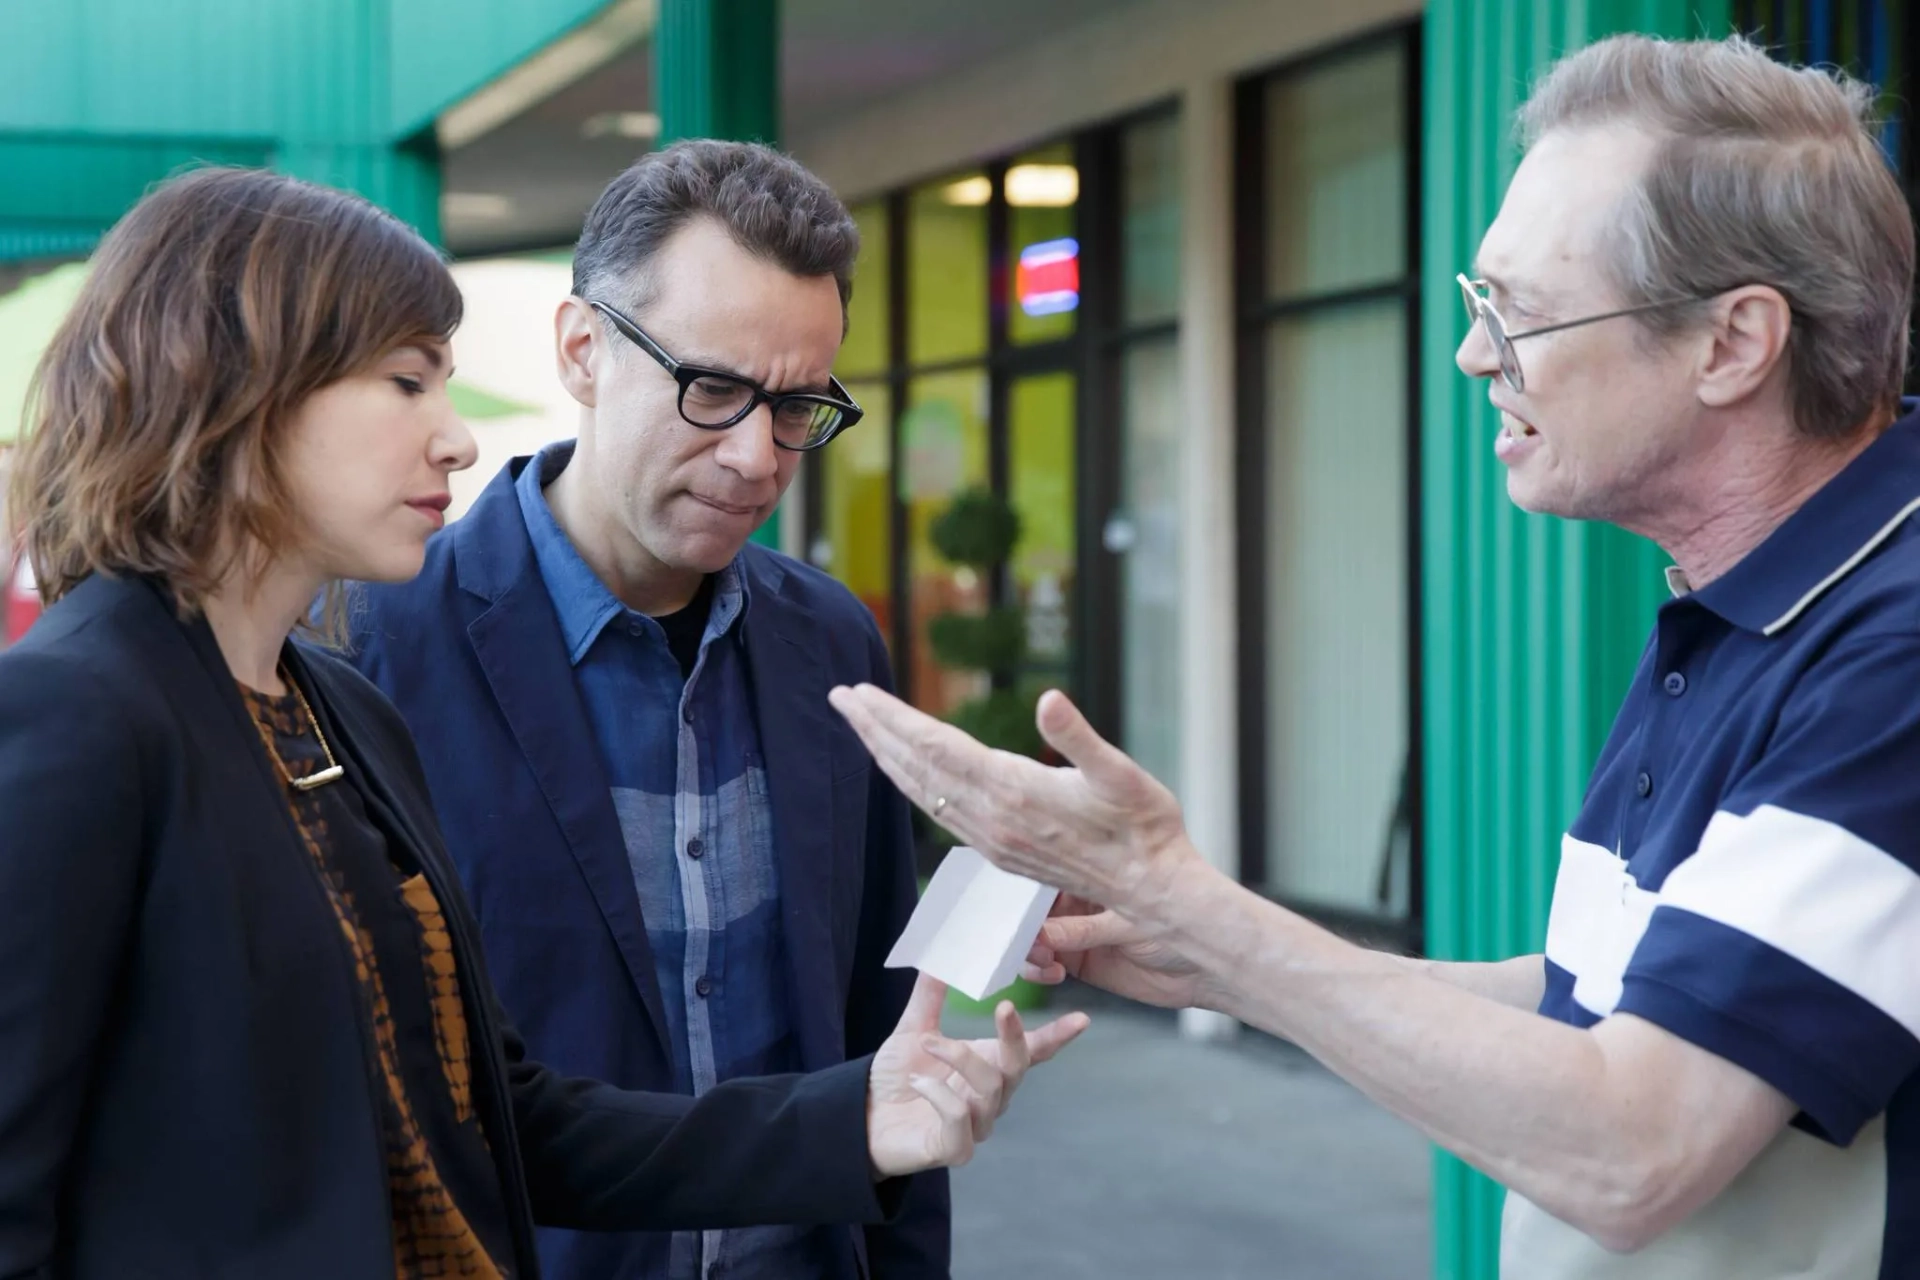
[898,972,948,1032]
[1035,690,1135,787]
[1043,910,1138,953]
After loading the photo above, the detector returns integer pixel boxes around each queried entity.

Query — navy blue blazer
[349,455,949,1280]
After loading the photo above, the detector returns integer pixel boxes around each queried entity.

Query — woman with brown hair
[0,166,1083,1280]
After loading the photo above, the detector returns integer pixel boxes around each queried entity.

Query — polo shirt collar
[1683,401,1920,635]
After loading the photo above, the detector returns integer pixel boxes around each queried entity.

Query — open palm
[866,973,1090,1177]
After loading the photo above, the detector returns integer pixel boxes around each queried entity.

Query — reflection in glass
[1122,113,1181,326]
[1262,300,1409,914]
[1008,372,1076,691]
[902,371,991,717]
[909,175,989,366]
[1264,42,1408,300]
[816,381,893,639]
[841,202,890,377]
[1119,338,1181,791]
[1009,143,1078,346]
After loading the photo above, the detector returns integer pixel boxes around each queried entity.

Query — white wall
[445,257,581,517]
[791,0,1422,200]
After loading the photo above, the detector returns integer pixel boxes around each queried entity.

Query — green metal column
[656,0,780,145]
[1420,2,1728,1276]
[656,0,783,548]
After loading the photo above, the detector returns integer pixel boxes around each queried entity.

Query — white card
[886,846,1059,1001]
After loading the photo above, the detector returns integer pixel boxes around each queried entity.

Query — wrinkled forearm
[1399,954,1547,1011]
[1131,852,1772,1249]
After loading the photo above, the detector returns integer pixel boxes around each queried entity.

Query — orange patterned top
[244,680,512,1279]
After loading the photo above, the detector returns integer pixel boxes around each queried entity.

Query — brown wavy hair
[9,166,462,620]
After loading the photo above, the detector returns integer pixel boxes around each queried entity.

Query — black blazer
[0,573,897,1280]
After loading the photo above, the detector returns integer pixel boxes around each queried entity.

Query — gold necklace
[266,673,346,792]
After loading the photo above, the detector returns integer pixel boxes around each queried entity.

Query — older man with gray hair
[831,34,1920,1278]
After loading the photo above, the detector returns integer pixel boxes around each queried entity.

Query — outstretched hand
[865,973,1090,1177]
[828,684,1195,910]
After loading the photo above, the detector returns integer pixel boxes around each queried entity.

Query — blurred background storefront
[2,1,1914,1274]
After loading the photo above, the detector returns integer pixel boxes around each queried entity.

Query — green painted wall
[657,0,785,547]
[1420,2,1730,1276]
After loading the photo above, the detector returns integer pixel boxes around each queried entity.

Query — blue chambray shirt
[515,444,824,1280]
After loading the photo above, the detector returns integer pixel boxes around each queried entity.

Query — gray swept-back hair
[1522,34,1914,439]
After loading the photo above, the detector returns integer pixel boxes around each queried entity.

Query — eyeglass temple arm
[588,300,681,372]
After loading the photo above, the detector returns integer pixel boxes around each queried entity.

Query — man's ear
[1696,285,1792,411]
[556,297,600,408]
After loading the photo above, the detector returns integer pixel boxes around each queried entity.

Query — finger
[897,973,949,1033]
[994,1001,1032,1088]
[1035,690,1139,790]
[921,1037,1005,1111]
[829,686,987,835]
[1023,1011,1091,1064]
[1021,960,1068,985]
[1043,910,1138,953]
[908,1076,975,1165]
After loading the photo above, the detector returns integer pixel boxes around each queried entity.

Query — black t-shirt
[654,574,717,681]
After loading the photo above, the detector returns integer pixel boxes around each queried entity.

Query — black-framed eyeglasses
[1456,273,1722,394]
[587,299,863,451]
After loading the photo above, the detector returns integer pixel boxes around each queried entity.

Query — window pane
[841,202,890,377]
[814,380,893,640]
[1262,300,1410,915]
[1008,143,1079,346]
[1264,41,1408,299]
[1008,371,1076,690]
[902,369,990,717]
[1122,113,1181,326]
[908,173,989,366]
[1119,337,1182,791]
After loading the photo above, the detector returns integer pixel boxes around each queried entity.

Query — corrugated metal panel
[0,0,604,245]
[1419,2,1729,1276]
[0,0,604,142]
[0,134,272,225]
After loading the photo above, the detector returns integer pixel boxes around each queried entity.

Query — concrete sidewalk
[941,991,1432,1279]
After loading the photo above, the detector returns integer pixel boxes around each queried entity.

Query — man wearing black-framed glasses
[352,141,954,1280]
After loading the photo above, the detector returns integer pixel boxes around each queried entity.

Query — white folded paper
[886,846,1059,1001]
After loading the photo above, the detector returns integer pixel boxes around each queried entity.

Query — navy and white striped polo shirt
[1504,407,1920,1279]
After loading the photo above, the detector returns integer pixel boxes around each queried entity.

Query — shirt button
[686,837,705,860]
[1635,771,1654,798]
[695,976,714,998]
[682,704,695,724]
[1663,672,1687,697]
[627,619,646,638]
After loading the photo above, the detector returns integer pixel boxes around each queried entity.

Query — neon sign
[1017,238,1080,317]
